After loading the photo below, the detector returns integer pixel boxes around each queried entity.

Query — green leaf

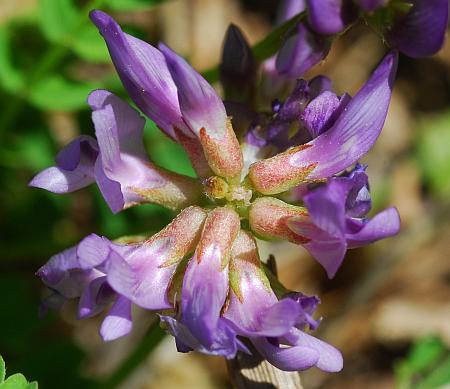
[416,110,450,198]
[0,356,5,383]
[0,27,25,94]
[203,12,305,82]
[0,373,28,389]
[72,25,110,63]
[105,0,165,11]
[28,76,99,111]
[38,0,78,43]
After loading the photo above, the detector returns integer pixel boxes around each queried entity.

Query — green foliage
[203,11,305,82]
[395,336,450,389]
[72,24,111,63]
[29,76,99,111]
[0,356,38,389]
[38,0,78,44]
[0,27,25,94]
[416,110,450,198]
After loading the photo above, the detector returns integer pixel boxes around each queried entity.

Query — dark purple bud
[220,24,256,102]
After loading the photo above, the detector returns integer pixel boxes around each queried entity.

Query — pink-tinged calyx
[249,197,310,244]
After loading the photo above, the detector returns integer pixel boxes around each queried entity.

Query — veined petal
[306,0,356,35]
[107,206,207,310]
[159,44,243,179]
[181,207,240,347]
[387,0,449,58]
[346,207,400,248]
[29,136,98,194]
[77,233,111,269]
[89,10,184,139]
[100,296,133,341]
[250,51,397,194]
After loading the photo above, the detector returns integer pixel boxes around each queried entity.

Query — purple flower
[38,206,207,340]
[248,51,397,195]
[386,0,449,58]
[90,10,243,179]
[223,231,343,371]
[29,90,201,213]
[248,165,400,278]
[288,164,400,278]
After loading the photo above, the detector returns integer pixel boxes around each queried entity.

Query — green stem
[98,321,166,389]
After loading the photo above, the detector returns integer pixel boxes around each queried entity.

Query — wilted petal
[29,136,98,193]
[160,44,243,179]
[107,206,207,310]
[346,207,400,248]
[276,23,331,79]
[89,10,183,139]
[387,0,449,58]
[100,296,133,341]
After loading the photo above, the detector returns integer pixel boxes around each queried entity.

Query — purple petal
[159,43,227,139]
[387,0,449,58]
[290,51,398,179]
[36,246,79,286]
[252,337,320,371]
[181,248,229,346]
[346,207,400,248]
[288,218,347,278]
[89,10,184,139]
[287,328,343,372]
[160,315,241,358]
[100,296,133,341]
[276,23,331,79]
[301,91,340,138]
[29,136,98,194]
[106,238,174,310]
[307,0,356,35]
[77,233,111,269]
[94,157,124,213]
[78,276,114,319]
[276,0,306,25]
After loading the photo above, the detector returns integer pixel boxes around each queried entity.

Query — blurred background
[0,0,449,388]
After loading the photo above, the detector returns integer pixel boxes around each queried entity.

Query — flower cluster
[263,0,448,81]
[30,3,447,373]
